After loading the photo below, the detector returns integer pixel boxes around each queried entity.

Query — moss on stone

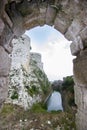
[11,90,18,100]
[27,85,39,97]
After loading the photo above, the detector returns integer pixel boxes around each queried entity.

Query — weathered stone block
[65,19,83,41]
[0,19,5,36]
[83,87,87,110]
[3,11,13,28]
[54,18,67,33]
[54,12,70,34]
[73,52,87,85]
[80,26,87,48]
[76,109,87,130]
[0,23,14,53]
[38,7,46,26]
[24,15,39,30]
[46,5,57,25]
[74,85,83,110]
[0,46,11,76]
[70,36,83,56]
[0,77,8,107]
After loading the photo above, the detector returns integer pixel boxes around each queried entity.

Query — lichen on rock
[6,34,50,110]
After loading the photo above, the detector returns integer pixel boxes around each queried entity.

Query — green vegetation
[62,76,74,93]
[0,103,76,130]
[22,59,51,99]
[0,104,14,116]
[30,102,47,113]
[52,76,76,110]
[62,76,75,108]
[33,67,50,95]
[11,90,18,99]
[26,85,39,97]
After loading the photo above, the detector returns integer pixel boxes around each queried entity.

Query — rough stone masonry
[6,34,49,110]
[0,0,87,130]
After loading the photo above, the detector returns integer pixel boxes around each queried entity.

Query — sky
[25,25,75,81]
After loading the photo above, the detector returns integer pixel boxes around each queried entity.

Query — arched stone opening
[0,0,87,130]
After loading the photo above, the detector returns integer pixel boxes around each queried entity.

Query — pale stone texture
[70,36,83,55]
[73,50,87,130]
[6,34,31,110]
[73,50,87,86]
[80,26,87,48]
[65,19,83,41]
[0,46,11,76]
[7,35,50,110]
[0,23,14,54]
[74,85,83,111]
[54,13,70,34]
[30,53,43,71]
[76,108,87,130]
[11,34,31,71]
[0,77,9,107]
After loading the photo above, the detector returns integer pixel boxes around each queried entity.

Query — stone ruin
[0,0,87,129]
[6,34,49,110]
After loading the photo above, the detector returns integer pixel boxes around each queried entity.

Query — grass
[0,104,14,116]
[0,103,76,130]
[30,102,47,113]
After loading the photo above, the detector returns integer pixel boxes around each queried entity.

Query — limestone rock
[54,12,70,34]
[0,46,11,76]
[76,108,87,130]
[7,35,50,110]
[65,19,83,41]
[70,36,83,56]
[0,19,5,36]
[38,7,46,26]
[0,77,9,107]
[30,52,43,71]
[73,50,87,86]
[80,26,87,48]
[10,34,31,71]
[74,85,83,110]
[0,23,14,54]
[0,0,87,129]
[3,11,13,28]
[46,5,57,25]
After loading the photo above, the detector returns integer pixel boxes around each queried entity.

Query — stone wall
[6,34,31,109]
[10,34,31,71]
[73,49,87,130]
[0,0,87,129]
[6,34,50,110]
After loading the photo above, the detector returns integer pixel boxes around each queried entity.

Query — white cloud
[30,37,74,81]
[25,25,75,81]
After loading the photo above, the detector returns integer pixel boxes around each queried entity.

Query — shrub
[62,76,74,93]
